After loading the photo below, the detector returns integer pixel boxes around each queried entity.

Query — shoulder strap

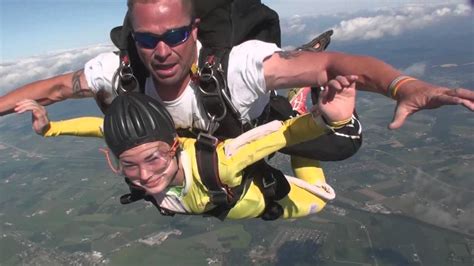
[195,133,235,207]
[193,56,247,138]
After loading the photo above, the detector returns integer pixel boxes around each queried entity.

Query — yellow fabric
[179,114,330,219]
[46,114,331,219]
[43,117,104,138]
[291,156,324,185]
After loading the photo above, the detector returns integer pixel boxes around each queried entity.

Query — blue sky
[2,0,467,62]
[1,0,126,61]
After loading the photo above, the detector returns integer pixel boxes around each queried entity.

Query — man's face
[119,141,180,195]
[130,0,198,90]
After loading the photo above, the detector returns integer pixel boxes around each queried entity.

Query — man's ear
[192,18,200,39]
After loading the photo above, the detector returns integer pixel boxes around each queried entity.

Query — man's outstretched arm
[0,69,93,116]
[263,50,474,129]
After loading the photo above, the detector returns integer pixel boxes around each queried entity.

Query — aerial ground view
[1,1,473,265]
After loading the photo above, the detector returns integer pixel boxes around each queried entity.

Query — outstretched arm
[0,69,92,116]
[263,50,474,129]
[221,75,357,174]
[14,99,103,138]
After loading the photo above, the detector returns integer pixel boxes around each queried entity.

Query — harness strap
[203,170,253,220]
[195,133,236,207]
[143,195,176,217]
[196,55,245,138]
[120,177,176,216]
[252,161,290,220]
[119,177,146,204]
[204,159,290,221]
[194,132,291,221]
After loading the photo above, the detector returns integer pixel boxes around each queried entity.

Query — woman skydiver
[14,75,358,220]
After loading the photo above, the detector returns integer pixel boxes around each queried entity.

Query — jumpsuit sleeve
[43,117,104,138]
[218,113,330,176]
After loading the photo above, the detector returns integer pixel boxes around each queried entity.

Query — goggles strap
[99,148,121,174]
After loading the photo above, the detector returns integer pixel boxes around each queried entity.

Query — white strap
[224,120,283,157]
[285,175,336,201]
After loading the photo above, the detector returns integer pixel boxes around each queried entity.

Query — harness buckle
[197,132,219,149]
[262,173,277,189]
[112,56,140,95]
[118,64,140,93]
[197,60,229,124]
[206,116,220,136]
[208,187,231,206]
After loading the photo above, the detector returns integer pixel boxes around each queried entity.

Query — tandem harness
[111,1,333,220]
[116,30,335,220]
[119,56,291,221]
[191,53,291,221]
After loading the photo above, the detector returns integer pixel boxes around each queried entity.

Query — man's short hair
[127,0,195,20]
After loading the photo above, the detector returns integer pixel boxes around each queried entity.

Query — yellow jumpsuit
[44,113,336,219]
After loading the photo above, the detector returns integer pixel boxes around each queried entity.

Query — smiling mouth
[145,176,162,188]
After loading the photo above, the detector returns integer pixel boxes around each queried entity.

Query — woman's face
[119,140,180,194]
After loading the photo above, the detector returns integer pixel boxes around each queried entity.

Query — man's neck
[153,76,191,101]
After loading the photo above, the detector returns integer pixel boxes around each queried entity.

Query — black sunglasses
[133,23,194,49]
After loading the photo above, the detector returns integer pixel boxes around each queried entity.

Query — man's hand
[389,82,474,129]
[14,99,51,135]
[316,75,358,124]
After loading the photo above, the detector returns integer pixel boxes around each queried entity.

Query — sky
[1,0,126,61]
[0,0,471,94]
[1,0,469,62]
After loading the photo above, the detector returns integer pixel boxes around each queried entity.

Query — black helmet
[104,92,176,157]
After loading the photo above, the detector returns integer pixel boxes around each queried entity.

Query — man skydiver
[14,74,358,220]
[2,0,473,161]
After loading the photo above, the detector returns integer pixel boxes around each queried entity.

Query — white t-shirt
[84,40,280,131]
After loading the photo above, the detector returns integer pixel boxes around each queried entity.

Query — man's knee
[281,116,363,161]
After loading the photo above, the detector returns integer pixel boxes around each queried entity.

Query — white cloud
[439,64,458,68]
[0,44,115,95]
[281,15,307,36]
[331,4,470,41]
[400,62,427,77]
